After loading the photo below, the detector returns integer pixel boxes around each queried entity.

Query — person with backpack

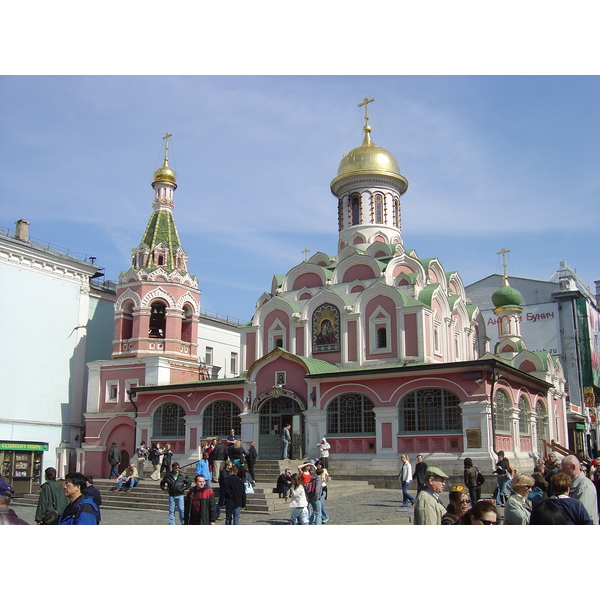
[463,457,484,504]
[58,472,99,525]
[304,466,324,525]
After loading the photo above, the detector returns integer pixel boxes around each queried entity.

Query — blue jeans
[168,495,185,525]
[402,481,415,506]
[225,499,241,525]
[116,476,138,490]
[496,476,510,505]
[216,488,226,518]
[309,499,323,525]
[109,464,119,478]
[281,439,289,459]
[290,507,308,524]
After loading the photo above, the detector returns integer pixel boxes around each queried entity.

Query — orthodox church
[80,102,568,479]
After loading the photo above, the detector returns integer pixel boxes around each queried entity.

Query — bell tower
[112,134,201,364]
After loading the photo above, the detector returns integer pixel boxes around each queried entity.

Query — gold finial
[302,248,311,261]
[162,132,172,165]
[497,247,511,286]
[358,97,375,132]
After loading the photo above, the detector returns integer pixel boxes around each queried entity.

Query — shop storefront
[0,441,48,494]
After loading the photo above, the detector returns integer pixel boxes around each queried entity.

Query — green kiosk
[0,441,48,494]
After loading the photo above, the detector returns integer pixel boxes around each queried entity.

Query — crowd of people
[406,450,599,525]
[3,431,599,526]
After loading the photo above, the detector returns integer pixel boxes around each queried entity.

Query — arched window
[494,390,512,434]
[327,393,375,434]
[518,396,531,435]
[536,400,549,451]
[350,194,361,225]
[377,327,387,349]
[149,301,166,338]
[399,388,462,432]
[203,400,241,438]
[181,303,193,344]
[373,194,383,224]
[120,300,134,340]
[153,402,185,438]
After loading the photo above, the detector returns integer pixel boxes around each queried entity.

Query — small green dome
[492,284,523,309]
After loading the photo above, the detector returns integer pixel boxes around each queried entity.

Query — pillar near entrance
[373,406,399,455]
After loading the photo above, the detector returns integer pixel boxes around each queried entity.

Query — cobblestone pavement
[13,489,503,525]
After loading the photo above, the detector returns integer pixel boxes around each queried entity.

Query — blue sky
[1,76,598,320]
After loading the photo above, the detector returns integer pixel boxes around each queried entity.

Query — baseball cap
[426,466,450,479]
[0,479,14,498]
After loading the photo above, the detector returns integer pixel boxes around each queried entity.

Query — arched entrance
[257,389,305,459]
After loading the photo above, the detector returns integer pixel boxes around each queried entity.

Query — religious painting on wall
[312,303,340,353]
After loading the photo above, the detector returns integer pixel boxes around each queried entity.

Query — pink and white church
[80,107,568,479]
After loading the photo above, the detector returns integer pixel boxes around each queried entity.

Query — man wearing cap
[0,479,29,525]
[413,466,449,525]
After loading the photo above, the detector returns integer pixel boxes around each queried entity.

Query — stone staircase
[12,460,375,515]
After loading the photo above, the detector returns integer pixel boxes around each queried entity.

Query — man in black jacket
[223,465,246,525]
[211,440,229,483]
[160,463,192,525]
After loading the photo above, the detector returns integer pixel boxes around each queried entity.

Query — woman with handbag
[463,457,483,504]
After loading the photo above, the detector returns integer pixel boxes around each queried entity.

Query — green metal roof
[138,210,184,271]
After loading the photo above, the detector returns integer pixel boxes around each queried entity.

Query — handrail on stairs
[543,439,586,462]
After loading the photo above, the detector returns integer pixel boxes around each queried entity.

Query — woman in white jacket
[289,473,309,525]
[399,455,415,507]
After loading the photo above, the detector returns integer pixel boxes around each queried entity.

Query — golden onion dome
[152,159,177,187]
[337,125,401,177]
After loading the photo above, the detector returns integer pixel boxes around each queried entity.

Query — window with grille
[203,400,241,438]
[399,388,462,432]
[494,390,512,434]
[536,400,549,449]
[326,393,375,435]
[153,402,186,438]
[518,396,531,435]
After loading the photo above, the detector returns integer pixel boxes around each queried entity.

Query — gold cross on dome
[302,248,311,261]
[162,132,172,161]
[496,247,511,285]
[358,97,375,127]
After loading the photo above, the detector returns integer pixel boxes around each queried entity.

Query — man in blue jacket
[58,472,99,525]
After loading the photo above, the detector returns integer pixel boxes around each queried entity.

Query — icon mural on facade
[312,304,340,353]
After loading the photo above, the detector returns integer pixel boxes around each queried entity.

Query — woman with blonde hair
[398,454,415,507]
[504,473,535,525]
[228,439,246,468]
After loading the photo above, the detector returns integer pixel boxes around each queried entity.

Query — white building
[0,220,114,488]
